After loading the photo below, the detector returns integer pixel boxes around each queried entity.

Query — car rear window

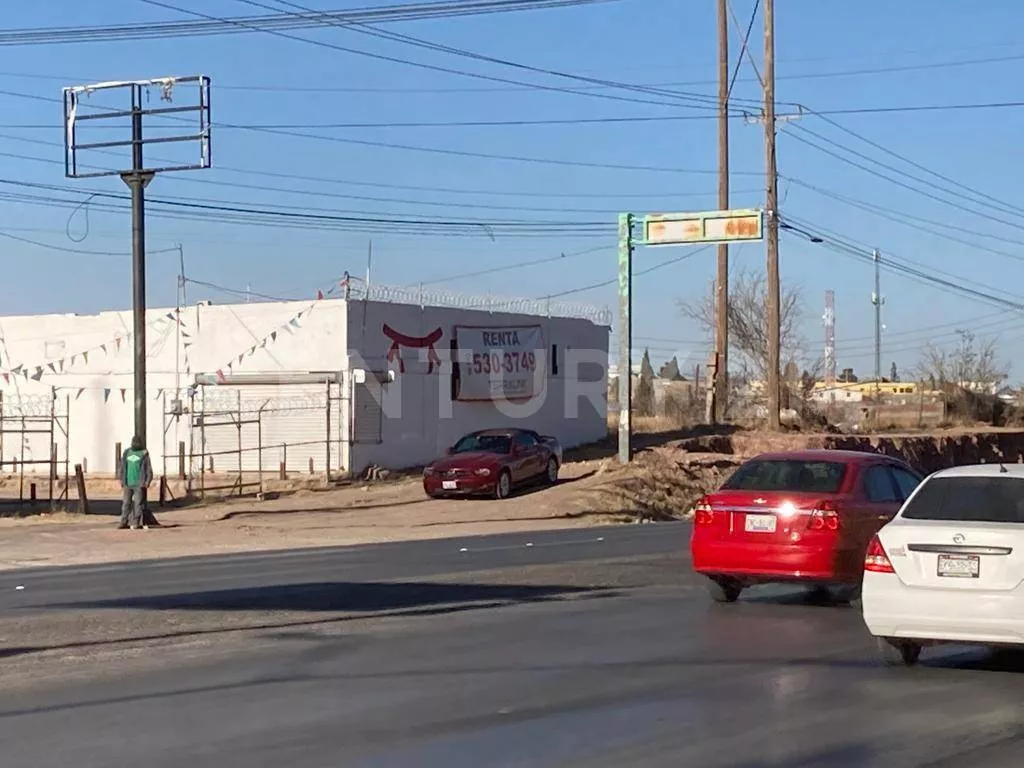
[901,476,1024,523]
[721,459,847,493]
[452,434,511,454]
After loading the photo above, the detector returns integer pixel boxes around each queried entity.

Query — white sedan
[862,463,1024,666]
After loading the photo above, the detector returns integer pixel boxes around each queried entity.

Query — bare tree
[678,265,807,379]
[918,330,1007,394]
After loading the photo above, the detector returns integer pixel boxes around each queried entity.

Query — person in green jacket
[117,435,153,530]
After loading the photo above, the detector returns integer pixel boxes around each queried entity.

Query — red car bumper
[691,539,853,584]
[423,473,495,497]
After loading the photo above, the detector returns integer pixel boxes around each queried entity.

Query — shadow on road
[39,580,602,613]
[4,581,616,663]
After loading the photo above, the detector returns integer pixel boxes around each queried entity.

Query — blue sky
[2,0,1023,381]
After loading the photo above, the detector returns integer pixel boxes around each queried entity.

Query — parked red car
[690,449,923,604]
[423,428,561,500]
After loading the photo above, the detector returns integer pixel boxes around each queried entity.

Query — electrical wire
[0,0,614,45]
[140,0,749,115]
[8,49,1024,93]
[244,0,769,112]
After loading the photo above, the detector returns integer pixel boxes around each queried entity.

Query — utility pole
[713,0,730,424]
[763,0,781,429]
[122,99,154,450]
[872,248,882,397]
[62,75,211,526]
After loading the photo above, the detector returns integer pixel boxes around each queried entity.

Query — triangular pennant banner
[165,312,175,321]
[103,388,111,403]
[181,331,191,339]
[270,330,278,342]
[259,339,266,349]
[289,318,300,328]
[237,354,244,364]
[316,289,324,300]
[83,351,89,364]
[2,373,8,384]
[12,365,22,375]
[248,346,256,356]
[75,388,84,400]
[184,341,193,349]
[31,367,43,381]
[115,337,122,351]
[101,343,108,354]
[47,362,55,373]
[58,360,65,372]
[120,388,126,402]
[216,369,226,383]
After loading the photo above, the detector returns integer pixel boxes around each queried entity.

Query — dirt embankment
[573,427,1024,523]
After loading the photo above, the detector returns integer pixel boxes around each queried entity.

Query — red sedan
[423,428,561,500]
[690,449,923,604]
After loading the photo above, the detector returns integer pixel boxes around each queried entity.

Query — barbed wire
[347,281,613,325]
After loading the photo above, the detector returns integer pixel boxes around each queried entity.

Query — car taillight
[807,501,840,532]
[694,497,715,525]
[864,535,895,573]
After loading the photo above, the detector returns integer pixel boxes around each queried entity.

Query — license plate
[744,514,777,533]
[442,480,458,490]
[937,553,980,578]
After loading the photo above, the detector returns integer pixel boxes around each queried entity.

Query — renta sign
[454,324,546,402]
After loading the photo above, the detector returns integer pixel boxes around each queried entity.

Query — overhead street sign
[643,208,764,246]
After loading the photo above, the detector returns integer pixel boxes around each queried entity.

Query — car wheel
[877,637,922,667]
[494,470,512,500]
[545,457,559,484]
[706,577,742,603]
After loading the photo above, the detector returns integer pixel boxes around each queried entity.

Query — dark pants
[120,486,144,528]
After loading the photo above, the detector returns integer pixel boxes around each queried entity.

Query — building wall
[346,300,608,474]
[0,296,608,478]
[0,299,348,475]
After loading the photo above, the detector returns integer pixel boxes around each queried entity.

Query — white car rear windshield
[902,476,1024,523]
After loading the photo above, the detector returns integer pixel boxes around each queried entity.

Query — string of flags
[209,278,347,384]
[0,310,185,386]
[5,274,351,400]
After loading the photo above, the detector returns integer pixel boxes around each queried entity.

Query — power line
[540,245,712,299]
[787,178,1024,266]
[0,0,613,45]
[246,0,768,111]
[781,218,1024,315]
[783,127,1024,233]
[7,98,1024,131]
[139,0,749,114]
[0,128,752,200]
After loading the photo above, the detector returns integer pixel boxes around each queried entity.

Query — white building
[0,285,610,481]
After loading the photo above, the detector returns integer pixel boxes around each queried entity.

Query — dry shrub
[577,451,741,522]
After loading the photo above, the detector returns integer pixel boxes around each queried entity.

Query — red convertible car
[423,428,561,500]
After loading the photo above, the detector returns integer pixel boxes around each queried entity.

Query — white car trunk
[879,518,1024,593]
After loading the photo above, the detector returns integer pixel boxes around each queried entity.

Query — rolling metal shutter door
[352,381,383,444]
[196,384,336,473]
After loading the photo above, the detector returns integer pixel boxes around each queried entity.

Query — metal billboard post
[63,75,211,525]
[617,213,634,464]
[616,208,764,464]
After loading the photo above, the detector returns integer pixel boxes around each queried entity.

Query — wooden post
[74,463,89,515]
[178,441,186,479]
[115,442,122,473]
[29,482,37,504]
[159,475,168,505]
[308,457,314,475]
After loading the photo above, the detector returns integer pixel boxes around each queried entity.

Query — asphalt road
[3,523,1024,767]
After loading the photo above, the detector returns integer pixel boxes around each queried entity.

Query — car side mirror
[445,446,455,455]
